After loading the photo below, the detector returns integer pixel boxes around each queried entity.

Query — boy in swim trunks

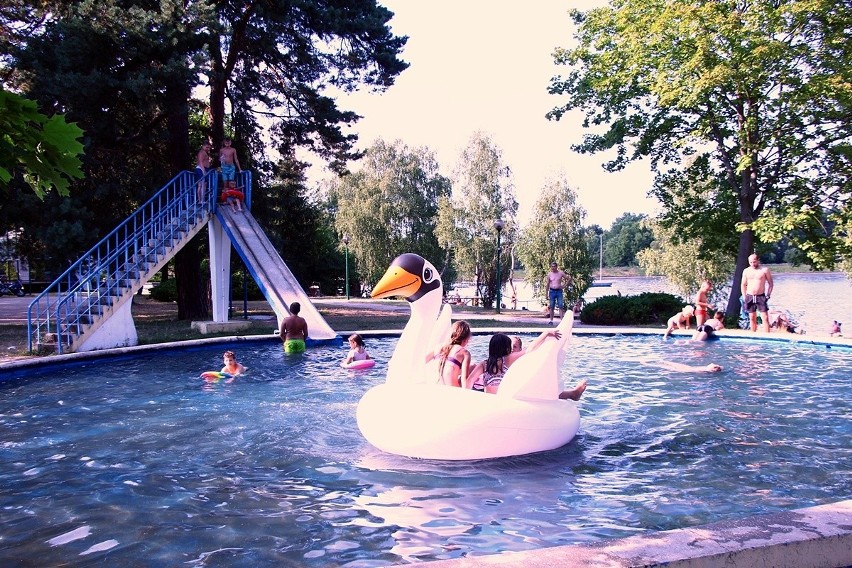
[280,302,309,353]
[694,279,713,327]
[219,138,241,184]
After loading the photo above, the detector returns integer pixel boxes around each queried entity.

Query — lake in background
[495,272,851,335]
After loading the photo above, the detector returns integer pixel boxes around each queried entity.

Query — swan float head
[371,254,450,385]
[371,253,442,302]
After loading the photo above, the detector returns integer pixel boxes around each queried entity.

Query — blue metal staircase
[25,170,250,354]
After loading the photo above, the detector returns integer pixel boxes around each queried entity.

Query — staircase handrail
[26,170,220,353]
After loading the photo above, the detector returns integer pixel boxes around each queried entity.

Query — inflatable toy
[342,359,376,370]
[356,253,581,460]
[200,371,233,381]
[219,189,245,202]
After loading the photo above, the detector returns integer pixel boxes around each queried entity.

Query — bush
[580,292,685,326]
[150,278,177,302]
[230,271,265,301]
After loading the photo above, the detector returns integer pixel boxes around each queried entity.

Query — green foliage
[435,132,518,307]
[229,270,264,301]
[252,153,343,294]
[604,213,654,267]
[150,278,178,302]
[580,292,684,326]
[549,0,852,306]
[637,219,734,303]
[517,174,593,305]
[0,89,84,199]
[330,139,451,286]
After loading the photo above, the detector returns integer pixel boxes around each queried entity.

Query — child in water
[220,350,246,382]
[344,334,371,365]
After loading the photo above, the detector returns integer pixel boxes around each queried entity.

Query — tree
[330,139,451,287]
[517,174,593,307]
[637,219,733,304]
[253,151,343,294]
[435,132,518,307]
[0,89,84,199]
[604,213,654,267]
[202,0,408,166]
[4,0,408,317]
[548,0,852,316]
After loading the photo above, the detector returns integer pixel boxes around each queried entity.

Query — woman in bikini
[428,320,472,388]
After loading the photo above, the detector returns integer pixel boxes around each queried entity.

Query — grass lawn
[0,296,542,361]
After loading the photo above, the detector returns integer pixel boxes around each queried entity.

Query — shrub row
[580,292,686,326]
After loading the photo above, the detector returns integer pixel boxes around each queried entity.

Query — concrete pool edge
[416,500,852,568]
[1,329,850,568]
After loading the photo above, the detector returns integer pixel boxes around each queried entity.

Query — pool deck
[1,298,850,567]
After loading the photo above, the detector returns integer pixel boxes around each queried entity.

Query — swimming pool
[0,335,849,566]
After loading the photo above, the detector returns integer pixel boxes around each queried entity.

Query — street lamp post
[598,232,604,282]
[494,219,505,314]
[343,234,350,300]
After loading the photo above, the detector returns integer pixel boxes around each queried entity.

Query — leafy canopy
[435,132,518,307]
[517,174,593,305]
[0,89,84,199]
[549,0,852,306]
[330,138,450,286]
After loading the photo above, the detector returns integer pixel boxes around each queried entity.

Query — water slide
[214,207,337,340]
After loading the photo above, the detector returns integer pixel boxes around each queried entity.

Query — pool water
[0,335,849,566]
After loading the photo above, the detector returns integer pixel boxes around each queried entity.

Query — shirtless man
[546,262,572,324]
[694,279,713,327]
[741,253,774,332]
[280,301,309,353]
[196,142,212,202]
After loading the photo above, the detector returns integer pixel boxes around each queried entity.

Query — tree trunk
[167,78,210,320]
[726,228,754,317]
[176,234,210,320]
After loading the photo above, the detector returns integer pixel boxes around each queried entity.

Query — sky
[320,0,660,230]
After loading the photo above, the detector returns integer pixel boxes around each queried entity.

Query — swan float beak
[371,253,440,302]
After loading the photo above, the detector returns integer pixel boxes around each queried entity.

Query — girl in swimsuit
[344,334,371,365]
[467,331,587,400]
[430,320,472,388]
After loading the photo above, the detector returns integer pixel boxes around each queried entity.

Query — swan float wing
[498,315,575,400]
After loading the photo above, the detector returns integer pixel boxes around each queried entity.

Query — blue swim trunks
[221,164,236,182]
[548,288,564,309]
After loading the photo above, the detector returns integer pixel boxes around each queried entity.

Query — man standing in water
[280,302,309,353]
[741,253,774,332]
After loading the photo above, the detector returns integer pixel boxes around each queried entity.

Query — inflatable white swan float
[356,253,581,460]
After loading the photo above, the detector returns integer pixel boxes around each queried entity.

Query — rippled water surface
[1,335,849,566]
